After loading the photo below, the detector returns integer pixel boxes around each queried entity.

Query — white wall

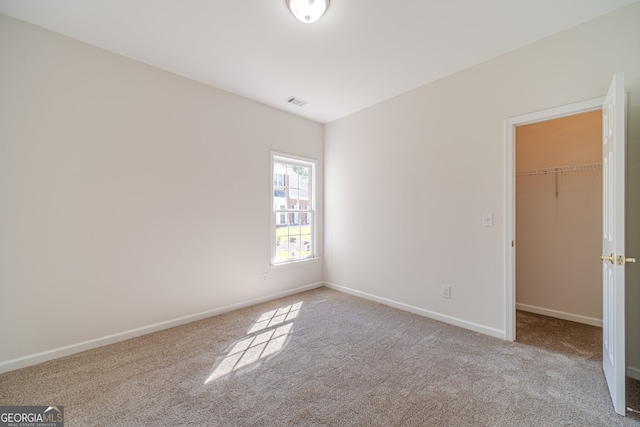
[324,4,640,367]
[0,15,323,370]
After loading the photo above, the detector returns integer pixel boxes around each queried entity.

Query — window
[272,153,316,265]
[274,173,285,189]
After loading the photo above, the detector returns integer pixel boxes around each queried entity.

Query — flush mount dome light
[286,0,329,24]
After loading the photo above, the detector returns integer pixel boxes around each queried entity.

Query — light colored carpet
[1,287,639,426]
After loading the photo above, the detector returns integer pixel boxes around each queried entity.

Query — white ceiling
[0,0,637,123]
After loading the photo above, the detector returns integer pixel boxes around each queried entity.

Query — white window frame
[271,152,317,266]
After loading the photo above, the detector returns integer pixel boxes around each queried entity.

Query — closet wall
[516,110,602,325]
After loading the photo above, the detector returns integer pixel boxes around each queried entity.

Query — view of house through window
[272,154,315,265]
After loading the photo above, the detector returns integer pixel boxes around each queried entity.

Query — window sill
[270,257,321,270]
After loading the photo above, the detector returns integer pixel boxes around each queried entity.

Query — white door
[601,72,629,416]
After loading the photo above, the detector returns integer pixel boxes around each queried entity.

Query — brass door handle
[600,253,615,264]
[616,255,636,266]
[600,254,636,265]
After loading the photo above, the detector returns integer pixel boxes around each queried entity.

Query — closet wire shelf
[516,162,602,177]
[516,162,602,199]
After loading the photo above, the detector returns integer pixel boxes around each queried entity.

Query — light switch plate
[482,213,494,227]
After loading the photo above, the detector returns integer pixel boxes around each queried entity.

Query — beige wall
[515,111,602,324]
[516,111,602,170]
[0,15,323,369]
[324,4,640,372]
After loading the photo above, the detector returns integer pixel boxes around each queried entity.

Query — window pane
[288,234,299,259]
[300,234,311,258]
[275,223,289,263]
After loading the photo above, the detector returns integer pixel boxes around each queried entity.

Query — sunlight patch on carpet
[205,302,302,383]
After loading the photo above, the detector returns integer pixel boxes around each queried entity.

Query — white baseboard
[628,366,640,381]
[324,282,505,340]
[0,282,323,374]
[516,303,602,327]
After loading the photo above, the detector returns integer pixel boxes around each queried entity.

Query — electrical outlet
[441,286,451,299]
[262,272,268,281]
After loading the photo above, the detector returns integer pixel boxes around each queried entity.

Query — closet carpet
[1,287,639,426]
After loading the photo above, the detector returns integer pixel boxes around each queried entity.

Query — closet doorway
[515,110,603,333]
[505,76,629,415]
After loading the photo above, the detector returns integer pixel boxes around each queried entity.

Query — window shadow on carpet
[204,301,302,383]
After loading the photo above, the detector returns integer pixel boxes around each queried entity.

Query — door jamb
[503,97,605,341]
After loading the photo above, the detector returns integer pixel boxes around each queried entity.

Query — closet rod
[516,162,602,177]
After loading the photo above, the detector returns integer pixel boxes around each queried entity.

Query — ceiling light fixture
[286,0,329,24]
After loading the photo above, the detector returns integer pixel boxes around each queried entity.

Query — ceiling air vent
[285,96,309,107]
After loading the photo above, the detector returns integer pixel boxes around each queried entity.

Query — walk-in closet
[515,110,602,329]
